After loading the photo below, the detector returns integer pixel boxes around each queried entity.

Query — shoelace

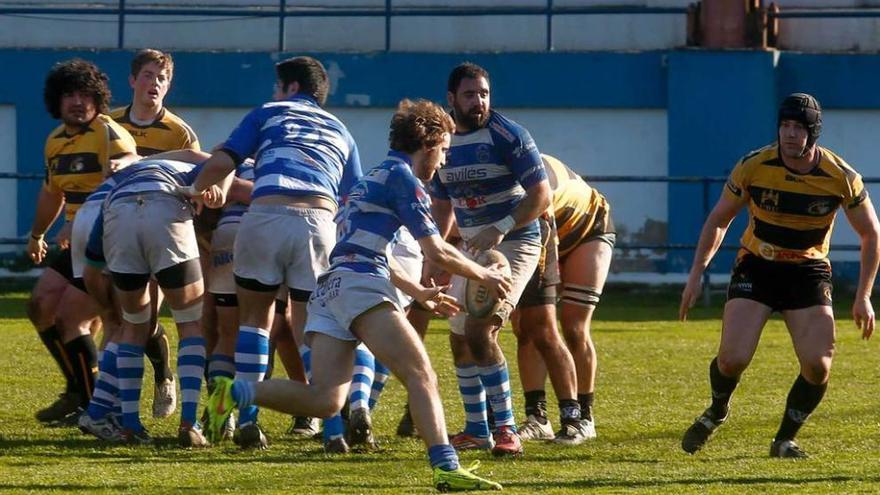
[464,460,483,474]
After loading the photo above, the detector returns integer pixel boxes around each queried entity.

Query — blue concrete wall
[3,48,878,273]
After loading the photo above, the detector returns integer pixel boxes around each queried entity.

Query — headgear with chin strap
[778,93,822,155]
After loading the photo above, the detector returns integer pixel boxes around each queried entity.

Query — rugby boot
[396,404,419,438]
[152,377,177,419]
[347,407,378,451]
[178,422,210,448]
[433,461,502,492]
[517,414,554,441]
[682,407,728,454]
[288,416,320,437]
[770,439,809,459]
[491,426,523,457]
[324,436,350,454]
[78,412,123,442]
[36,392,81,423]
[236,423,269,450]
[449,431,494,451]
[553,419,596,445]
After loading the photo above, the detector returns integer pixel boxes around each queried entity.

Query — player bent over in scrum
[80,156,231,446]
[513,154,615,443]
[206,99,508,491]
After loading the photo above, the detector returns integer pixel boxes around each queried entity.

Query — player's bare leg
[559,239,613,428]
[681,298,771,454]
[396,303,433,437]
[769,305,835,458]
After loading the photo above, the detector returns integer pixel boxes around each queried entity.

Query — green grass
[1,288,878,494]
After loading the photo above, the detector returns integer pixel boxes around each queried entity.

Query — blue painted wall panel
[0,49,667,235]
[666,50,778,272]
[5,48,880,276]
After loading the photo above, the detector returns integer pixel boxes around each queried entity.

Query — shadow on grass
[0,483,140,491]
[0,436,411,466]
[506,474,876,490]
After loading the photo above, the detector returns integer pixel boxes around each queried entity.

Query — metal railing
[4,172,875,252]
[0,1,687,51]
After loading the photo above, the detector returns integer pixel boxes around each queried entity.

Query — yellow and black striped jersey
[44,114,138,221]
[723,143,867,262]
[109,105,199,156]
[542,154,611,258]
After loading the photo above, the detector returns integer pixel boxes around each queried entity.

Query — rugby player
[429,62,551,457]
[205,98,507,491]
[184,56,362,449]
[513,154,615,443]
[108,48,201,419]
[79,154,231,446]
[28,59,138,424]
[679,93,880,458]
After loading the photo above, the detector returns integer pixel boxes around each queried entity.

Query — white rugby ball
[464,249,511,319]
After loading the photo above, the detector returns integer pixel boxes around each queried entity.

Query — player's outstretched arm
[845,198,880,339]
[680,193,745,321]
[418,234,511,299]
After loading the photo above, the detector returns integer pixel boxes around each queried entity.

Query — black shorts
[48,248,86,292]
[726,253,832,312]
[558,204,616,263]
[518,214,560,308]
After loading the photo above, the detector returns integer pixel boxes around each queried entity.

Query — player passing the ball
[205,99,509,492]
[679,93,880,458]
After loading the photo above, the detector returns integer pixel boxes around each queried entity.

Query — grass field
[1,287,878,494]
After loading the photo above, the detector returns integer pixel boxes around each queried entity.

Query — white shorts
[448,236,542,336]
[305,270,402,342]
[208,221,238,295]
[233,204,335,292]
[104,193,199,276]
[71,200,101,279]
[390,228,424,308]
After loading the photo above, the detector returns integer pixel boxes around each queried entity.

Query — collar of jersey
[285,93,318,105]
[386,149,412,165]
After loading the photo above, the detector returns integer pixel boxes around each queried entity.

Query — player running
[204,99,508,491]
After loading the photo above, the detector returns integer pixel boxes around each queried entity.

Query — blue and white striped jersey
[329,151,438,278]
[83,174,121,206]
[221,94,362,205]
[217,160,255,228]
[105,158,202,205]
[428,110,546,241]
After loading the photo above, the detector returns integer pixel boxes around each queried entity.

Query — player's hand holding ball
[465,249,512,318]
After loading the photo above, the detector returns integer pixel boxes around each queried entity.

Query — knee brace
[122,306,152,325]
[171,301,203,323]
[561,284,602,308]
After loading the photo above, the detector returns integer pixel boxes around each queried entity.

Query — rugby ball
[464,249,511,319]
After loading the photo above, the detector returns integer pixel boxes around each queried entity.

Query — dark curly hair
[43,58,111,119]
[389,99,455,154]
